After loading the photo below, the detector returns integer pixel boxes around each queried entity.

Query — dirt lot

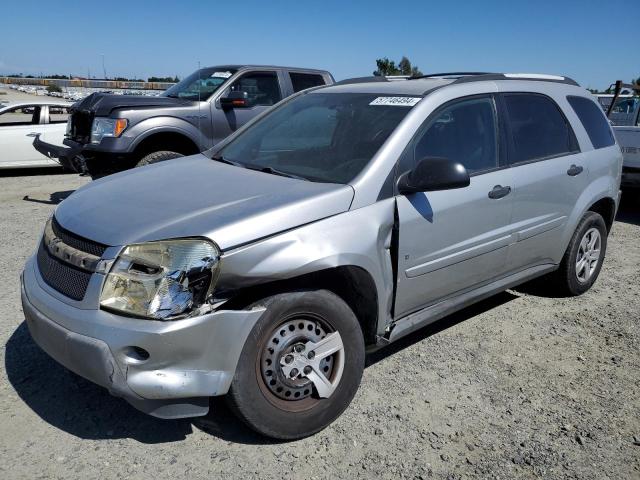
[0,169,638,480]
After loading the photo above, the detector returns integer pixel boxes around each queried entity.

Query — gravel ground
[0,170,638,480]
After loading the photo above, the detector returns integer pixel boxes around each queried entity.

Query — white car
[0,101,72,168]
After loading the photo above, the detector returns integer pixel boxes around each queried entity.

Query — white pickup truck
[598,83,640,189]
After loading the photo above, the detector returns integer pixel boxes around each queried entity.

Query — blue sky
[2,0,638,90]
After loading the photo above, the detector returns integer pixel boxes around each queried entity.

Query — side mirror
[220,91,251,109]
[398,157,470,194]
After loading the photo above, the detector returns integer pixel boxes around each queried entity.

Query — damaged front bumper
[21,255,264,419]
[32,134,87,173]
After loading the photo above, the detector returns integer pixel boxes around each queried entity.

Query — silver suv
[21,72,622,439]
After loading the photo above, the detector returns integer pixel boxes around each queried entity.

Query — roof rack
[451,73,579,87]
[332,76,389,86]
[411,72,493,79]
[411,72,579,87]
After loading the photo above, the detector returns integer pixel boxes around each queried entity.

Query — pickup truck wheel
[549,211,608,296]
[136,150,183,167]
[226,290,365,440]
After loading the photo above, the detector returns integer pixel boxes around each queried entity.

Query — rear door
[500,93,585,272]
[39,105,70,147]
[0,105,56,167]
[394,95,514,317]
[211,69,284,144]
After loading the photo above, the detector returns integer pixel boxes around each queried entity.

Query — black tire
[547,211,608,296]
[226,290,365,440]
[135,150,183,167]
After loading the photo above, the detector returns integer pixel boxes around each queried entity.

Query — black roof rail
[411,72,493,79]
[332,76,389,86]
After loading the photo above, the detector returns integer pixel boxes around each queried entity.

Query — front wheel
[135,150,183,167]
[226,290,365,440]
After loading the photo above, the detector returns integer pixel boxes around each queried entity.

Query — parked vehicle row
[21,72,622,439]
[34,65,333,178]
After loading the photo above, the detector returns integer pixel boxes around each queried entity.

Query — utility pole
[101,54,107,79]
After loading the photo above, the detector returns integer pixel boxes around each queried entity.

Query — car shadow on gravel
[5,322,278,445]
[22,190,75,205]
[616,191,640,226]
[0,167,66,177]
[6,294,520,446]
[366,291,518,367]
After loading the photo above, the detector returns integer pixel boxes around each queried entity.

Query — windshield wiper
[248,166,308,181]
[211,155,245,168]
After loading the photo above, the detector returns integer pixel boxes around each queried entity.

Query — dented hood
[72,92,193,116]
[54,155,354,250]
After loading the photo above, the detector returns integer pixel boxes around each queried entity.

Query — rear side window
[289,72,326,93]
[503,93,578,163]
[567,96,616,149]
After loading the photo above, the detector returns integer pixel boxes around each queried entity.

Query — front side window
[228,71,282,106]
[567,96,615,149]
[504,93,577,163]
[413,96,498,174]
[217,92,417,183]
[290,72,326,93]
[162,68,237,101]
[0,105,41,125]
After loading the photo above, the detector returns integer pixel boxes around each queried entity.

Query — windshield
[216,92,419,183]
[162,68,237,101]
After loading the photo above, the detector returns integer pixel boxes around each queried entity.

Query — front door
[394,95,514,317]
[211,70,283,145]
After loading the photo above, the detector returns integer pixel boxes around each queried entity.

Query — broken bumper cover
[32,134,86,173]
[21,255,264,419]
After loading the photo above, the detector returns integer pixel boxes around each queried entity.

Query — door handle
[567,164,583,176]
[488,185,511,199]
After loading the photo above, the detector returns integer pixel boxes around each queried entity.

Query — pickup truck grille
[69,109,94,144]
[36,217,108,301]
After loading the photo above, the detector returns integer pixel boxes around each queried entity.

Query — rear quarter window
[289,72,326,93]
[567,96,616,149]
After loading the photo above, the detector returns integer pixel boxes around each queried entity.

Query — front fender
[218,199,396,335]
[124,117,202,153]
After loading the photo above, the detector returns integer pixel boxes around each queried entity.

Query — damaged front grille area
[69,109,93,144]
[37,241,92,301]
[36,217,107,301]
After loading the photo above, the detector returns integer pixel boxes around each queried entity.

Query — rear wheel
[548,211,608,296]
[135,150,183,167]
[226,290,365,440]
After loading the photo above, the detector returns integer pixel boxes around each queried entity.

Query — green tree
[46,84,62,93]
[374,56,423,77]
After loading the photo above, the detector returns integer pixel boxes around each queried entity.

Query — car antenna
[198,61,203,152]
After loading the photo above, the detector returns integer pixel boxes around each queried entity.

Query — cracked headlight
[100,239,220,320]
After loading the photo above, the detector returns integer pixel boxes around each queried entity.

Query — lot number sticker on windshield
[370,96,422,107]
[211,71,233,78]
